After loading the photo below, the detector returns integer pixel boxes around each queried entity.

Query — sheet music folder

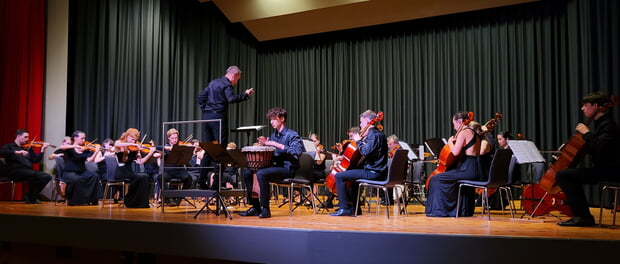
[164,145,195,166]
[200,141,246,168]
[507,140,546,164]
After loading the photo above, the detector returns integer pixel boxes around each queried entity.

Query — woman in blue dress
[425,111,481,217]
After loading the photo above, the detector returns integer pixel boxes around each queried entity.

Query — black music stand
[230,125,266,147]
[163,145,194,166]
[161,145,197,208]
[424,138,445,158]
[192,142,246,219]
[507,140,551,219]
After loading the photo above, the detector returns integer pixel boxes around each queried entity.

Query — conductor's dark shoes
[329,209,354,216]
[557,216,595,227]
[239,207,261,217]
[259,207,271,218]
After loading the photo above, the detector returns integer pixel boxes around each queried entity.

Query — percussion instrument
[242,146,276,198]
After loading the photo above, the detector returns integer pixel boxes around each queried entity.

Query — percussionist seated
[240,107,304,218]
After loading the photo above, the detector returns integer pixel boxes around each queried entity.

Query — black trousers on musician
[556,166,617,218]
[8,168,52,203]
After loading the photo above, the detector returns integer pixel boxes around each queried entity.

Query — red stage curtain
[0,0,46,200]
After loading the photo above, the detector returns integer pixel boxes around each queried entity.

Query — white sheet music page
[507,140,546,164]
[303,139,317,153]
[236,125,266,131]
[398,142,418,160]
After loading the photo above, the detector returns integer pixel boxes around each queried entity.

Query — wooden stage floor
[1,199,620,263]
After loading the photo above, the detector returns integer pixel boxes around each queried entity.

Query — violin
[22,141,56,149]
[82,141,101,152]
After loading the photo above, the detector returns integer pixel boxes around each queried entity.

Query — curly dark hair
[266,107,287,122]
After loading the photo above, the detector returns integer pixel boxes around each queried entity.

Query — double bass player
[556,92,620,227]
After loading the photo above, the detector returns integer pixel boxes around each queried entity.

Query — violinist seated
[90,138,117,182]
[54,130,103,206]
[186,139,204,188]
[330,110,388,217]
[206,141,239,191]
[0,129,52,204]
[112,128,157,208]
[322,126,360,209]
[48,136,73,202]
[160,128,193,191]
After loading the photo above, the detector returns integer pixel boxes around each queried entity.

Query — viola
[425,112,474,189]
[539,96,618,194]
[325,112,384,194]
[22,141,56,149]
[388,144,401,158]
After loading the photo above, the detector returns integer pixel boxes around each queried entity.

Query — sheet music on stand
[398,142,418,160]
[303,139,316,152]
[507,140,545,164]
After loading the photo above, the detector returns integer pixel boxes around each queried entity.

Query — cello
[425,112,474,189]
[325,112,384,194]
[538,97,617,194]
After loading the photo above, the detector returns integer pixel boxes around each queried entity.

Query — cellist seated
[329,110,388,217]
[425,111,481,217]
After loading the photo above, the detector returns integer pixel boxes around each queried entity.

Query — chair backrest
[384,149,409,186]
[293,153,314,181]
[54,157,65,181]
[103,156,119,182]
[486,148,514,187]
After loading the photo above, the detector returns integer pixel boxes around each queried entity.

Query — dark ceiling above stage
[201,0,540,41]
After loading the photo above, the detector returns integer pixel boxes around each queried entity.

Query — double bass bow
[325,112,384,194]
[425,112,474,189]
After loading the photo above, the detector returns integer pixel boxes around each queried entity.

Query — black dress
[61,149,102,205]
[115,151,150,208]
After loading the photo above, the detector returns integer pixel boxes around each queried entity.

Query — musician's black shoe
[239,207,261,217]
[557,216,595,227]
[259,207,271,218]
[329,209,354,216]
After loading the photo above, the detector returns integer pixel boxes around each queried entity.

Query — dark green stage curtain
[69,0,256,144]
[255,0,619,152]
[69,0,618,154]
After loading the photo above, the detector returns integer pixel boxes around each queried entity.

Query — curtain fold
[0,0,46,144]
[67,0,619,153]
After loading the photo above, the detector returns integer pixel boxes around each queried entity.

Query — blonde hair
[167,128,179,137]
[227,142,237,150]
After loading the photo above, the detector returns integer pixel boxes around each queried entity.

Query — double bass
[425,112,474,189]
[325,112,384,194]
[538,97,617,194]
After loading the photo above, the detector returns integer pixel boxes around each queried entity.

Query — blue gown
[425,133,481,217]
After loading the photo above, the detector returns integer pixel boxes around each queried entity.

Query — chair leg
[613,188,619,227]
[456,184,462,218]
[355,184,363,217]
[383,187,390,219]
[11,182,15,202]
[483,187,490,221]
